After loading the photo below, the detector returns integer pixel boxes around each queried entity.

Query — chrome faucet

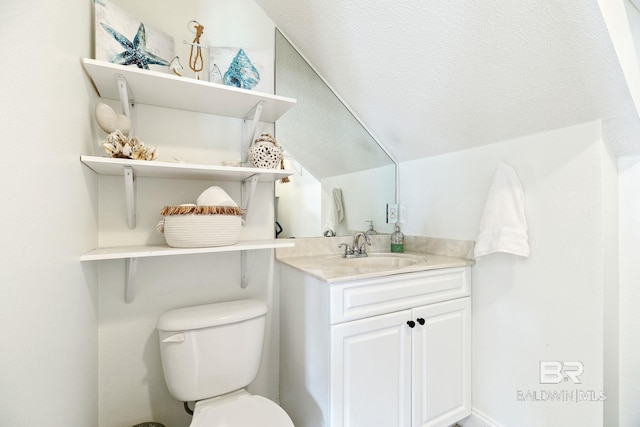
[352,232,370,254]
[338,232,371,258]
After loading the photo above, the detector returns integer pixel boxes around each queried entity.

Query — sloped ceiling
[255,0,640,162]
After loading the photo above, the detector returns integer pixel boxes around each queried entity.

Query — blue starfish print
[101,22,169,70]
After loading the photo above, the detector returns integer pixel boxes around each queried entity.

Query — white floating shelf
[81,239,294,303]
[81,156,292,229]
[80,155,292,182]
[82,58,296,122]
[80,240,294,262]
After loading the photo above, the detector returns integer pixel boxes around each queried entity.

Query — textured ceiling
[255,0,640,162]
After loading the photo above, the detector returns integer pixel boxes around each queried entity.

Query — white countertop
[276,250,473,283]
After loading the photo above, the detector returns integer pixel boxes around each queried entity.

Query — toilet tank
[157,299,268,402]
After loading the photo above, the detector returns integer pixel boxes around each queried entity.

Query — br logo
[539,361,584,384]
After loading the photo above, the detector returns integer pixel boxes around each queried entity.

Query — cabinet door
[412,297,471,427]
[331,309,413,427]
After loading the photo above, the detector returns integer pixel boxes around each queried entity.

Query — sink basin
[337,253,426,269]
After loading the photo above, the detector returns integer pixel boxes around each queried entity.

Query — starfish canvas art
[100,22,169,69]
[94,0,174,73]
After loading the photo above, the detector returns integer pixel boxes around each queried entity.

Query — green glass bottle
[390,224,404,253]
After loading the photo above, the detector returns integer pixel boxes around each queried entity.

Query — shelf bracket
[240,250,256,289]
[243,100,265,158]
[124,166,136,229]
[125,257,138,303]
[115,74,137,136]
[241,174,259,221]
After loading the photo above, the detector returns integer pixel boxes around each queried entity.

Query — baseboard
[456,409,505,427]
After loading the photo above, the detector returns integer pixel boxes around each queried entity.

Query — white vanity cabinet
[279,264,471,427]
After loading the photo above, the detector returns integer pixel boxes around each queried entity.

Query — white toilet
[156,299,295,427]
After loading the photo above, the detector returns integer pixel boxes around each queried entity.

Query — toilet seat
[190,390,294,427]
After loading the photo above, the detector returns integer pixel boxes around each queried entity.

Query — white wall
[96,1,281,426]
[619,6,640,426]
[599,0,640,120]
[619,156,640,427]
[400,121,617,427]
[0,0,99,426]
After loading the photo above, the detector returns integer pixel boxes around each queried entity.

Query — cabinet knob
[407,320,416,328]
[417,318,425,326]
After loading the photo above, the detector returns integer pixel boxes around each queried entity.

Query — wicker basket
[159,205,244,248]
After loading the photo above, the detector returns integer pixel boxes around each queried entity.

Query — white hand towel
[323,188,344,236]
[474,163,529,258]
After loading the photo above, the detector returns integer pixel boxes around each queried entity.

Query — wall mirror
[274,29,396,238]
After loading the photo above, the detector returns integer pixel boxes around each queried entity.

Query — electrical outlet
[386,203,399,223]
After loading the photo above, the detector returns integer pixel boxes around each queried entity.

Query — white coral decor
[102,130,157,161]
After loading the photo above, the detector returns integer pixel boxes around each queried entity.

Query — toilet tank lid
[156,299,268,332]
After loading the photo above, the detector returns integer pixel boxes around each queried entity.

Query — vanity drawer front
[330,267,470,324]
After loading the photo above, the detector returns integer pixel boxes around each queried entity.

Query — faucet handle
[338,242,354,257]
[358,238,371,254]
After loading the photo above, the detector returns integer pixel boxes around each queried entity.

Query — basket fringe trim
[160,205,245,216]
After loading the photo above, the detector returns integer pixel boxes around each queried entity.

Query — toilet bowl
[156,299,295,427]
[190,390,293,427]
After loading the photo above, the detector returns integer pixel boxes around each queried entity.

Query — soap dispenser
[390,224,404,253]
